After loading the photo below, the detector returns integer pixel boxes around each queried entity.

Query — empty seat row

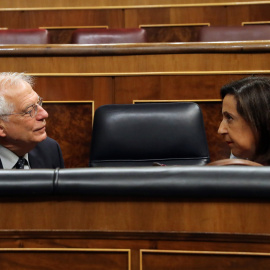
[0,28,147,44]
[199,25,270,42]
[1,25,270,44]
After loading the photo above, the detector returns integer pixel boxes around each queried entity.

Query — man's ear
[0,121,7,137]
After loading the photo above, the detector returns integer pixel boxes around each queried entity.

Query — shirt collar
[0,145,30,169]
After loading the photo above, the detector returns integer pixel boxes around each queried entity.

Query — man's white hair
[0,72,34,121]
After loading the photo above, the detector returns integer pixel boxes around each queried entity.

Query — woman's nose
[218,120,227,135]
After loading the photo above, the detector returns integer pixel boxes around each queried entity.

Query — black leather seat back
[89,103,210,167]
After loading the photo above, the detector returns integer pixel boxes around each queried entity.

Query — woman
[218,76,270,165]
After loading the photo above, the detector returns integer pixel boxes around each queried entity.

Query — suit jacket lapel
[28,150,44,168]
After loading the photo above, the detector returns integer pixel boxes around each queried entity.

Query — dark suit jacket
[0,137,64,169]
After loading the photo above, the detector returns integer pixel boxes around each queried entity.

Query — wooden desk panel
[2,53,270,73]
[0,0,263,9]
[0,249,130,270]
[0,198,270,269]
[141,250,270,270]
[0,198,269,233]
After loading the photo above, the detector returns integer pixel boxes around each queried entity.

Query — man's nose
[36,105,49,119]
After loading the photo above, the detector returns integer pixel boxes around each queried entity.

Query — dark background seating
[71,28,147,44]
[199,25,270,42]
[0,29,50,44]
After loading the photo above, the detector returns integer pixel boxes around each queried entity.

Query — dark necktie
[15,157,27,169]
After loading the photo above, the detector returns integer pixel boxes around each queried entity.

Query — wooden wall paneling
[0,4,269,38]
[169,6,229,26]
[2,199,270,233]
[43,102,93,168]
[1,231,270,270]
[125,8,171,29]
[0,0,267,8]
[1,231,270,254]
[248,4,270,23]
[0,248,130,270]
[113,74,260,104]
[125,5,270,28]
[141,24,209,42]
[4,53,268,74]
[0,10,124,29]
[114,75,229,104]
[35,76,113,109]
[141,249,270,270]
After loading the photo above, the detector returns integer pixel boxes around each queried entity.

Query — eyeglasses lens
[28,98,43,118]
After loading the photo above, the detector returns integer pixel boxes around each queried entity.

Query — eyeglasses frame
[0,97,43,118]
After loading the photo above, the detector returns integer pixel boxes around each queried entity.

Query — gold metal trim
[39,26,108,30]
[0,248,131,270]
[133,99,221,104]
[140,248,270,256]
[140,23,210,28]
[140,249,270,270]
[1,1,270,11]
[43,100,95,126]
[242,21,270,26]
[27,71,270,77]
[43,100,93,103]
[0,248,130,252]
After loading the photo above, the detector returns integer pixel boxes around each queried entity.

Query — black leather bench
[0,166,270,199]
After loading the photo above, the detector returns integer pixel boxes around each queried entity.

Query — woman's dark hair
[221,76,270,164]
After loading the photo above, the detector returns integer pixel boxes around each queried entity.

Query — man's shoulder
[33,136,62,155]
[29,137,64,168]
[38,137,60,147]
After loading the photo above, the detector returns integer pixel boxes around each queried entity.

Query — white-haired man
[0,72,64,169]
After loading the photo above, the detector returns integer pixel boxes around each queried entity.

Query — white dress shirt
[0,145,30,169]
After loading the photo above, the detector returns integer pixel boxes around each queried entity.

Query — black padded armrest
[0,166,270,199]
[0,170,55,196]
[56,166,270,199]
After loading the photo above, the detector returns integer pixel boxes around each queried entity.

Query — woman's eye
[226,115,233,121]
[223,112,233,122]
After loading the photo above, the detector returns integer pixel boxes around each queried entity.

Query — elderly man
[0,72,64,169]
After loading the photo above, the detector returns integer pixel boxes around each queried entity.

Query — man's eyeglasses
[0,97,43,118]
